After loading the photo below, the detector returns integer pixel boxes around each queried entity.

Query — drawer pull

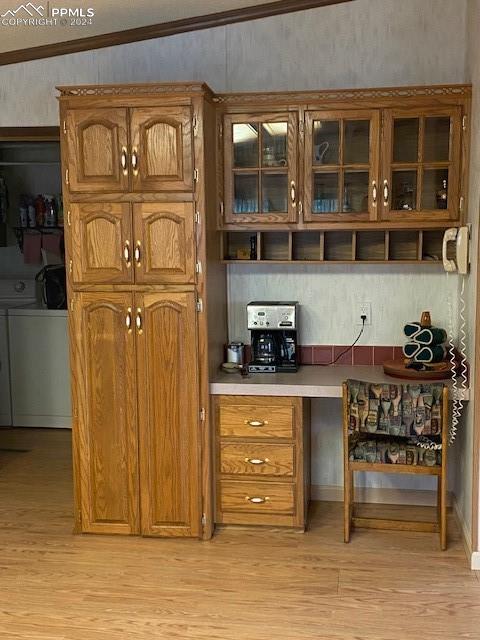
[245,419,268,427]
[246,496,269,504]
[244,457,269,465]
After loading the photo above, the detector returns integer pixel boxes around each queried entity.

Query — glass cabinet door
[304,110,380,222]
[381,107,462,221]
[224,112,298,223]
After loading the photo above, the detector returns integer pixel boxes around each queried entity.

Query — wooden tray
[383,359,452,380]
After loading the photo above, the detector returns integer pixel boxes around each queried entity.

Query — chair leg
[344,465,351,543]
[440,469,447,551]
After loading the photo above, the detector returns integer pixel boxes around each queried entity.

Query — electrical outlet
[356,302,372,326]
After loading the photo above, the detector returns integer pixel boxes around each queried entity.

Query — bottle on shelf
[436,179,448,209]
[43,195,57,228]
[19,196,28,228]
[34,194,46,226]
[27,198,36,228]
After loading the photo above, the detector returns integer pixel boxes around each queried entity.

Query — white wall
[0,0,470,495]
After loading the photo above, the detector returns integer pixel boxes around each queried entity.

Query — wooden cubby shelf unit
[222,229,447,264]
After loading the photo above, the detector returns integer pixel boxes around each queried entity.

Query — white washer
[0,279,37,426]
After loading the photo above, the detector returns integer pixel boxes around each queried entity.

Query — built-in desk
[211,365,411,398]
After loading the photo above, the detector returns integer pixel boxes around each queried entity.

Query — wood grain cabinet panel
[133,202,196,284]
[130,107,193,192]
[220,443,295,477]
[219,402,294,439]
[72,293,139,535]
[136,292,201,537]
[66,109,129,193]
[70,203,133,284]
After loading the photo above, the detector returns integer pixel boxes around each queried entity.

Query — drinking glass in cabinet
[392,170,417,211]
[313,172,339,213]
[422,168,449,210]
[344,120,370,164]
[234,173,259,213]
[261,122,287,167]
[424,117,450,162]
[233,123,259,168]
[313,121,339,165]
[343,171,369,213]
[262,174,288,212]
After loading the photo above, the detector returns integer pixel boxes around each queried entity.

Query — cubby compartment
[292,231,321,261]
[355,231,386,261]
[421,230,444,262]
[260,232,290,260]
[324,231,353,261]
[388,230,419,261]
[223,232,258,260]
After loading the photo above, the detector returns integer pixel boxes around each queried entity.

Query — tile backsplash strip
[299,345,403,366]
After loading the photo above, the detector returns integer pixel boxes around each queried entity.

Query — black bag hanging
[35,265,67,310]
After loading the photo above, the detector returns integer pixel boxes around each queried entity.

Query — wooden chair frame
[343,382,448,550]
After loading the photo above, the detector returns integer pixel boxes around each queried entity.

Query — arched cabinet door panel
[136,292,201,537]
[72,293,139,535]
[133,202,196,284]
[70,203,133,284]
[66,109,129,192]
[130,107,193,192]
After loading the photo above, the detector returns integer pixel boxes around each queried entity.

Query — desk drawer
[220,443,294,477]
[219,403,294,439]
[220,480,295,515]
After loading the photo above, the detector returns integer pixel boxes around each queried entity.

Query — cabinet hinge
[69,259,73,275]
[63,120,67,135]
[67,209,71,226]
[460,196,464,212]
[299,120,304,135]
[219,122,223,138]
[196,297,204,313]
[65,168,69,186]
[193,168,199,183]
[201,513,207,526]
[200,407,206,422]
[219,200,225,217]
[194,210,200,224]
[70,296,75,312]
[462,115,467,131]
[192,113,198,134]
[299,201,303,216]
[195,261,202,274]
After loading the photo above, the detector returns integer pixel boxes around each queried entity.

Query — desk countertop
[210,365,418,398]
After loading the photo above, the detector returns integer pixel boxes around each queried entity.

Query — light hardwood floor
[0,428,479,640]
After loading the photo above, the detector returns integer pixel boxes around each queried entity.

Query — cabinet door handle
[383,179,389,206]
[245,457,269,465]
[290,180,297,207]
[246,496,269,504]
[244,419,268,427]
[121,146,128,176]
[372,180,378,205]
[134,241,141,266]
[125,307,132,333]
[136,308,143,334]
[131,148,139,177]
[123,240,131,267]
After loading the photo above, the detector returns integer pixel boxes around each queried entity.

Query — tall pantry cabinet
[58,83,226,539]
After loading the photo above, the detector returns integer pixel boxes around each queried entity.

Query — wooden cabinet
[60,83,227,539]
[70,203,133,285]
[304,110,380,222]
[66,108,129,193]
[72,292,139,535]
[131,107,193,192]
[133,202,196,284]
[223,112,298,224]
[214,395,310,528]
[137,292,201,537]
[66,106,193,194]
[381,107,462,222]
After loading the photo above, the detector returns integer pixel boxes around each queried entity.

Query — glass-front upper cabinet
[381,108,462,221]
[304,110,380,222]
[223,112,298,223]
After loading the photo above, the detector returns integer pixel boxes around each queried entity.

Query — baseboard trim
[311,484,451,507]
[12,415,72,429]
[0,413,12,427]
[471,552,480,571]
[452,494,473,563]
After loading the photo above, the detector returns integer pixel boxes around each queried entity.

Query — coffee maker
[247,302,299,373]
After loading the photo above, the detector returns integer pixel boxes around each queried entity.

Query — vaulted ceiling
[0,0,354,63]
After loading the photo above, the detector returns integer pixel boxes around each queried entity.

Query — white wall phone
[442,226,470,274]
